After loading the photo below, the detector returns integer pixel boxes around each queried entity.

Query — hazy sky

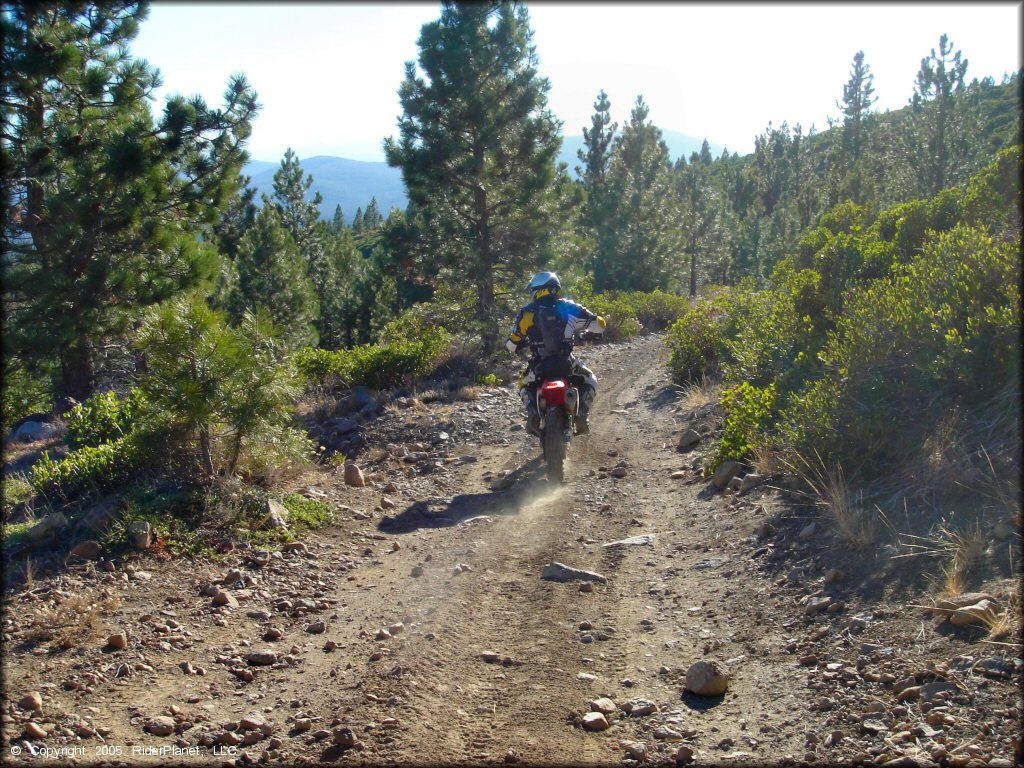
[130,2,1022,163]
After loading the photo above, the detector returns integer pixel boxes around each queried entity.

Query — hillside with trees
[1,3,1020,766]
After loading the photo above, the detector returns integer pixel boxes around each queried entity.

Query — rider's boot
[576,387,595,435]
[522,388,540,436]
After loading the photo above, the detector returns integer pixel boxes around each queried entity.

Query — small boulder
[739,473,766,493]
[14,420,62,443]
[343,463,366,487]
[145,716,177,736]
[27,512,68,543]
[333,726,359,747]
[685,659,730,696]
[677,429,701,452]
[931,592,998,617]
[712,460,742,490]
[588,697,617,715]
[263,499,290,530]
[950,599,999,627]
[68,539,102,560]
[582,712,610,731]
[19,692,43,712]
[76,499,122,533]
[212,590,239,608]
[106,632,128,650]
[129,521,152,550]
[244,650,278,666]
[238,713,266,732]
[24,722,48,739]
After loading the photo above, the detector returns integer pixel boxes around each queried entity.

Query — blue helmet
[529,271,560,300]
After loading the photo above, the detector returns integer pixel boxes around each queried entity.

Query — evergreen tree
[362,197,384,230]
[231,207,318,349]
[2,1,258,402]
[839,51,877,166]
[269,148,322,253]
[577,90,618,280]
[316,224,362,349]
[908,34,969,195]
[577,90,617,202]
[329,205,346,234]
[674,155,728,297]
[596,96,677,292]
[213,173,258,261]
[384,1,563,349]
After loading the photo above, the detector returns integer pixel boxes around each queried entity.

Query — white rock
[685,660,730,696]
[950,599,999,627]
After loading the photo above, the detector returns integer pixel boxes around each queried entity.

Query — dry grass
[785,450,877,548]
[454,384,484,401]
[917,408,974,507]
[899,519,988,597]
[980,608,1014,641]
[750,444,784,478]
[26,588,121,649]
[675,374,721,412]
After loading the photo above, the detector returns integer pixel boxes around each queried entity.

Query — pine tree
[270,148,322,253]
[909,34,969,195]
[231,207,318,350]
[329,205,346,234]
[674,154,728,297]
[384,1,563,349]
[839,51,877,166]
[2,1,258,403]
[596,96,676,292]
[577,90,618,280]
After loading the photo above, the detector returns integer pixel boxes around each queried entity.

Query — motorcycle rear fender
[538,380,579,415]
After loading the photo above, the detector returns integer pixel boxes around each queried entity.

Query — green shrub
[295,328,447,392]
[1,361,53,437]
[780,224,1021,476]
[586,289,690,341]
[714,382,777,471]
[666,295,727,384]
[30,434,144,500]
[66,389,143,449]
[962,144,1023,235]
[281,493,334,534]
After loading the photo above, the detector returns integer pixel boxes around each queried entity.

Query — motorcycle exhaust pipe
[564,388,579,415]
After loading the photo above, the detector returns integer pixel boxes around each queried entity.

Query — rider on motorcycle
[505,272,606,436]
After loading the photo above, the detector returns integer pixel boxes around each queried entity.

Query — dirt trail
[3,334,1020,767]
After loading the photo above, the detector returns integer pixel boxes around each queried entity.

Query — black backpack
[534,302,567,358]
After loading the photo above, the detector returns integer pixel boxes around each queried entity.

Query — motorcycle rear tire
[544,408,565,483]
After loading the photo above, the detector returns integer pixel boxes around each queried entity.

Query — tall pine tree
[2,1,258,402]
[596,96,676,292]
[908,34,969,196]
[384,1,563,349]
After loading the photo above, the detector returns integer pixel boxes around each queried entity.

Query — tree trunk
[198,425,215,477]
[472,141,497,351]
[689,249,698,298]
[59,341,95,404]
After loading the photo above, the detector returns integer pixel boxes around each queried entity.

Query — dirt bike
[536,377,580,483]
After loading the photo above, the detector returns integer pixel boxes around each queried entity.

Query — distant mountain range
[244,130,726,225]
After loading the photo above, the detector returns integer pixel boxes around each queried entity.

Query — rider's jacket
[505,296,606,357]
